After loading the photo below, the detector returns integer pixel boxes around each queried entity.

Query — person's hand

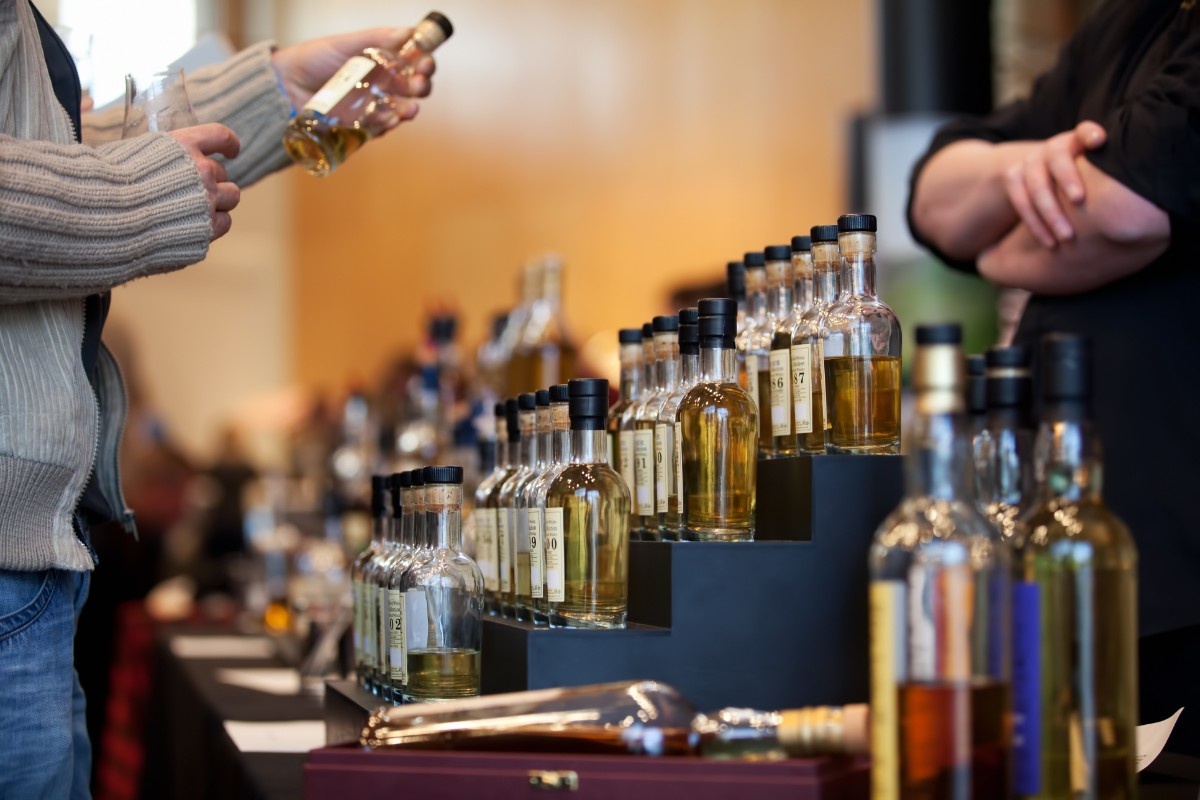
[1003,120,1107,247]
[272,28,435,124]
[169,124,242,240]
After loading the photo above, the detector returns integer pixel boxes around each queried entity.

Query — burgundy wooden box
[305,746,868,799]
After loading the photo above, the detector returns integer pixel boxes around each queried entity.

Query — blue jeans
[0,568,92,799]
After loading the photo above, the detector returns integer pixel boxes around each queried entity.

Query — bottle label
[528,506,545,599]
[634,429,655,516]
[619,430,636,496]
[1012,581,1042,795]
[674,420,683,518]
[544,506,565,602]
[745,354,760,412]
[363,581,376,670]
[869,580,905,800]
[388,588,406,684]
[475,508,499,592]
[376,586,389,673]
[404,588,429,651]
[351,579,363,659]
[791,343,813,434]
[497,508,512,593]
[303,55,376,115]
[654,423,672,514]
[769,348,792,437]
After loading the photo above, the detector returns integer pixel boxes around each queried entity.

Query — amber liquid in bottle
[898,681,1010,799]
[824,355,901,453]
[405,648,481,702]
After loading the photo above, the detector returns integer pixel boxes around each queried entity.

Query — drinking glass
[121,68,198,137]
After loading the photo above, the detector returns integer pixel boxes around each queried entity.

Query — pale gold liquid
[546,464,629,628]
[824,355,901,453]
[283,115,370,177]
[516,551,532,620]
[799,340,827,454]
[508,343,578,395]
[678,382,757,540]
[404,648,481,702]
[755,367,774,454]
[634,418,660,537]
[770,334,797,456]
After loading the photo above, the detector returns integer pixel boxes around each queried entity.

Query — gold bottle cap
[913,323,964,416]
[777,703,869,756]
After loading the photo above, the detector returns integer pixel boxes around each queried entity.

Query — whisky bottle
[383,468,431,702]
[475,312,510,409]
[868,323,1010,800]
[283,12,453,176]
[364,680,868,758]
[511,257,577,393]
[545,379,631,629]
[352,475,387,690]
[738,252,767,410]
[1014,334,1136,799]
[727,261,749,391]
[495,395,536,619]
[529,384,571,625]
[624,322,656,540]
[401,466,484,703]
[377,473,409,704]
[362,476,401,697]
[515,390,553,622]
[636,315,679,540]
[789,225,840,454]
[967,354,988,499]
[471,403,507,615]
[978,345,1034,542]
[609,328,643,487]
[679,298,757,541]
[764,244,798,457]
[503,261,543,397]
[657,308,698,540]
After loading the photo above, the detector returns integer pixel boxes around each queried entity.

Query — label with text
[303,55,375,115]
[634,429,655,516]
[619,430,636,496]
[387,588,406,684]
[654,423,672,514]
[474,508,499,592]
[791,343,813,434]
[769,348,792,437]
[528,506,545,599]
[543,506,565,602]
[497,508,512,594]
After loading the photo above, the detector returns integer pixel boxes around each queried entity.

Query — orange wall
[285,0,876,392]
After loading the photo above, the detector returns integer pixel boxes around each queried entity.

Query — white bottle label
[544,506,565,603]
[769,348,792,437]
[528,506,545,599]
[497,508,512,594]
[674,420,683,518]
[745,354,760,412]
[387,588,406,684]
[654,423,672,514]
[362,582,376,669]
[618,430,636,496]
[869,580,905,800]
[376,588,389,671]
[404,588,429,651]
[351,579,363,658]
[303,55,376,115]
[634,429,655,516]
[791,343,813,435]
[475,508,498,592]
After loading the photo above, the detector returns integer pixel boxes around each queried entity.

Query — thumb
[1074,120,1107,150]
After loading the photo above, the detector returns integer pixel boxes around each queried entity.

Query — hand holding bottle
[168,124,241,239]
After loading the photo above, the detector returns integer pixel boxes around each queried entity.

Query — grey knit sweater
[0,1,292,571]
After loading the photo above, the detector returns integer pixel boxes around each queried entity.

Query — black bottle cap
[838,213,877,233]
[535,389,551,407]
[810,224,839,243]
[743,251,766,268]
[698,297,738,318]
[409,468,425,487]
[791,235,812,252]
[479,437,497,474]
[764,244,791,261]
[493,401,505,418]
[985,344,1031,370]
[370,475,388,517]
[642,322,653,339]
[679,307,699,326]
[726,262,746,300]
[679,320,700,352]
[698,297,738,347]
[652,315,679,333]
[395,470,412,489]
[550,383,570,403]
[388,473,404,518]
[505,398,520,439]
[422,465,464,485]
[1040,333,1090,403]
[491,312,508,340]
[967,355,987,415]
[915,323,962,346]
[518,392,537,411]
[568,378,609,430]
[424,11,454,40]
[618,328,643,344]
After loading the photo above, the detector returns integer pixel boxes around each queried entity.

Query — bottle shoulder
[548,462,630,502]
[407,549,484,590]
[1022,499,1136,559]
[679,380,757,416]
[873,497,1004,552]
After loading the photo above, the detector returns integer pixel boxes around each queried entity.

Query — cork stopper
[412,12,454,52]
[913,323,965,416]
[777,704,869,756]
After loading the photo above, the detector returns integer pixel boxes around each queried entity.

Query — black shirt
[908,0,1200,637]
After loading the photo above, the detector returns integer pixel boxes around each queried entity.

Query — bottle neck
[747,278,767,319]
[570,427,608,464]
[505,436,520,469]
[535,426,553,469]
[619,355,641,402]
[520,421,537,468]
[680,351,699,386]
[1035,405,1102,503]
[794,266,812,316]
[656,337,680,393]
[812,248,841,305]
[700,345,738,383]
[425,486,463,550]
[641,345,656,394]
[372,514,388,546]
[841,244,878,298]
[906,409,970,502]
[411,495,428,548]
[767,262,794,326]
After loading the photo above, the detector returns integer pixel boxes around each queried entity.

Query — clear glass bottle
[623,323,656,540]
[608,328,643,486]
[515,390,553,621]
[496,395,536,619]
[283,12,453,176]
[376,472,409,705]
[363,680,869,758]
[512,256,577,394]
[352,475,387,690]
[977,345,1034,543]
[362,475,400,696]
[738,253,767,409]
[824,215,902,454]
[471,403,506,615]
[764,244,798,457]
[679,298,757,542]
[727,261,748,391]
[476,312,509,409]
[636,316,679,540]
[400,466,483,703]
[658,308,699,540]
[545,379,630,629]
[789,225,840,455]
[380,470,419,702]
[868,323,1010,800]
[386,469,432,702]
[529,384,571,625]
[1014,334,1137,799]
[790,235,814,320]
[967,354,988,499]
[503,261,542,396]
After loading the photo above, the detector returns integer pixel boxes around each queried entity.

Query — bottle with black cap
[377,471,414,703]
[399,465,483,702]
[382,470,425,702]
[371,473,409,704]
[471,403,507,616]
[634,315,680,540]
[545,379,631,629]
[738,251,768,410]
[283,11,454,176]
[976,345,1035,542]
[1015,334,1136,798]
[791,235,814,320]
[623,322,657,540]
[763,243,798,457]
[353,475,388,691]
[658,308,700,539]
[516,389,554,625]
[727,261,749,390]
[496,394,538,619]
[362,474,401,696]
[513,256,577,393]
[789,225,841,454]
[481,399,521,616]
[868,323,1010,799]
[609,328,643,495]
[528,385,572,625]
[678,298,758,541]
[502,261,543,396]
[824,214,902,454]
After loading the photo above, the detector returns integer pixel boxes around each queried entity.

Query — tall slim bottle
[402,466,484,703]
[679,299,757,542]
[378,473,408,705]
[352,476,387,690]
[824,215,902,454]
[546,379,631,629]
[530,384,571,625]
[362,475,398,695]
[609,329,643,475]
[977,345,1034,542]
[473,403,507,615]
[764,244,798,457]
[503,262,542,396]
[514,257,577,393]
[790,225,840,454]
[738,253,767,412]
[727,261,749,391]
[496,395,536,618]
[658,308,699,540]
[1014,334,1136,799]
[390,469,433,701]
[636,316,679,540]
[624,323,656,540]
[382,470,422,701]
[515,390,553,621]
[868,323,1010,800]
